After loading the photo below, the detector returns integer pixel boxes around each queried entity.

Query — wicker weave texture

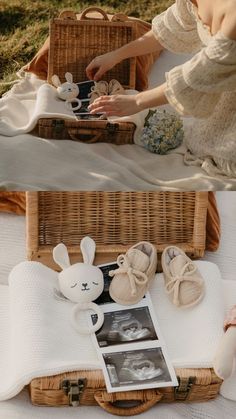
[48,15,137,88]
[26,192,208,268]
[41,8,137,144]
[27,191,219,414]
[29,368,222,409]
[36,119,135,143]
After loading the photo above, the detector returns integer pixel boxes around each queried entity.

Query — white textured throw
[1,52,236,191]
[0,259,226,401]
[150,261,224,368]
[0,76,76,136]
[0,75,147,144]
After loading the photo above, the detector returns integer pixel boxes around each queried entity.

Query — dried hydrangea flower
[140,109,184,154]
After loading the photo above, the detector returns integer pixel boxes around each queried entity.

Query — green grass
[0,0,173,96]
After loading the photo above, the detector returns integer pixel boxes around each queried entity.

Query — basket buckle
[61,378,87,407]
[107,122,119,133]
[174,376,196,401]
[52,119,65,134]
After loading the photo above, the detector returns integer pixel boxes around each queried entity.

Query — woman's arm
[136,83,168,109]
[88,83,168,117]
[86,30,163,81]
[110,30,164,61]
[89,25,236,119]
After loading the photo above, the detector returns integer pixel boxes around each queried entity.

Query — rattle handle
[71,302,104,335]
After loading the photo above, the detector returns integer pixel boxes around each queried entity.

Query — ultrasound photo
[76,80,95,100]
[92,306,158,348]
[103,347,172,389]
[94,262,118,305]
[73,80,102,119]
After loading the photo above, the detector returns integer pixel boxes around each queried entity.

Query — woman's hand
[88,94,141,117]
[86,30,163,81]
[88,83,168,117]
[86,51,120,81]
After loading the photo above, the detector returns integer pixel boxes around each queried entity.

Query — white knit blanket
[0,51,236,191]
[0,75,147,144]
[0,259,228,401]
[0,77,75,136]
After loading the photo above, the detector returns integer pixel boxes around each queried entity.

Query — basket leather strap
[67,127,103,143]
[94,389,163,416]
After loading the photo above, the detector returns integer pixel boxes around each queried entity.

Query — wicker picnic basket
[26,191,209,269]
[26,191,222,415]
[30,368,221,415]
[35,6,138,144]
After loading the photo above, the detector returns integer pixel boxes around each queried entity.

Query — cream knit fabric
[152,0,236,178]
[0,260,224,400]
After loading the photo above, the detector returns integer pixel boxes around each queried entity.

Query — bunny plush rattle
[51,72,82,112]
[53,236,104,335]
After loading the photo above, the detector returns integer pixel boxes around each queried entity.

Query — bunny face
[57,83,79,101]
[51,72,79,101]
[53,237,105,335]
[53,237,104,304]
[58,263,104,304]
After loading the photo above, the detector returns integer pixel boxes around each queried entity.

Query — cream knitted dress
[152,0,236,178]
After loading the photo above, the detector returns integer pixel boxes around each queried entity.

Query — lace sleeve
[165,33,236,117]
[152,0,202,53]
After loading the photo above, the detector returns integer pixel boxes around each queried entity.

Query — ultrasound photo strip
[90,299,178,392]
[91,306,158,348]
[102,345,177,393]
[89,261,178,393]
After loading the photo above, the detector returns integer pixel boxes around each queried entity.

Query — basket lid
[48,7,137,89]
[26,191,208,270]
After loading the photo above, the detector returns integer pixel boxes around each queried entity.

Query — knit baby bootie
[109,242,157,305]
[161,246,205,308]
[89,79,124,104]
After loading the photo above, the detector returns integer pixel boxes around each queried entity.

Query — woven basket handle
[59,10,77,20]
[67,127,103,143]
[80,7,109,21]
[94,389,163,416]
[111,13,129,22]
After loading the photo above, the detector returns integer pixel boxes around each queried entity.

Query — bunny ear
[51,75,61,87]
[53,243,71,269]
[65,72,73,84]
[80,236,96,264]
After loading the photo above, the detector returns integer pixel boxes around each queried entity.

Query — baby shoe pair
[109,243,205,308]
[89,79,124,104]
